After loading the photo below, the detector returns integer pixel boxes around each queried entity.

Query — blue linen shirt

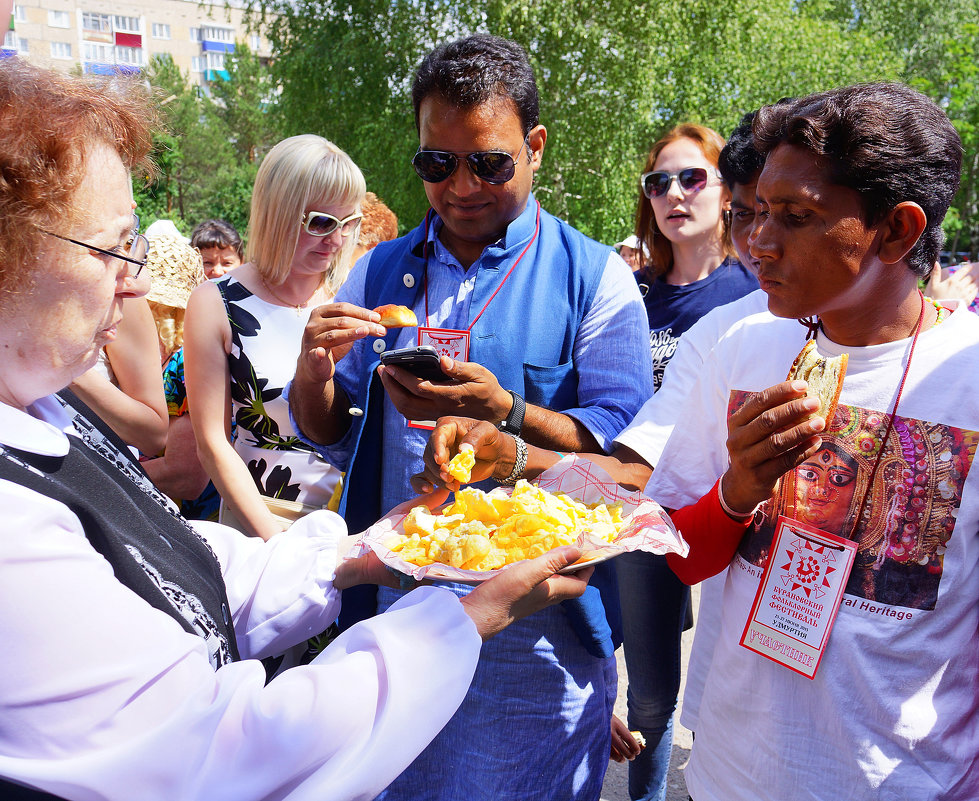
[312,208,653,515]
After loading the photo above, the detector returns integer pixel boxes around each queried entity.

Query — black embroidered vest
[0,393,240,800]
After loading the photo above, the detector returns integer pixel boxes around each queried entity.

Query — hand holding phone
[379,345,451,382]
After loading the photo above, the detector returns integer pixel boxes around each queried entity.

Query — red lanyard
[846,290,927,540]
[422,201,542,329]
[792,291,927,538]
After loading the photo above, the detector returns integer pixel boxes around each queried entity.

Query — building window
[82,12,111,33]
[13,5,26,22]
[83,40,113,63]
[206,51,225,70]
[152,22,170,39]
[4,32,27,52]
[51,41,72,58]
[201,25,232,42]
[113,15,140,34]
[115,45,142,66]
[188,27,200,42]
[191,55,205,73]
[47,9,70,28]
[249,34,260,50]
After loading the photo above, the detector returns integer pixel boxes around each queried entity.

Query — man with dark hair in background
[645,83,979,800]
[289,34,652,800]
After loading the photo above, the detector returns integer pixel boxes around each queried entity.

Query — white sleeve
[192,512,346,660]
[614,315,719,468]
[615,289,769,469]
[0,480,481,801]
[643,340,735,510]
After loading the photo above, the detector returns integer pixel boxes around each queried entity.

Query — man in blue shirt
[289,33,652,801]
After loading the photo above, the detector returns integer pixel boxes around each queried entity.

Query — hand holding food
[459,545,594,641]
[298,302,385,383]
[787,340,848,424]
[334,488,450,589]
[720,379,825,518]
[610,715,646,763]
[411,417,535,494]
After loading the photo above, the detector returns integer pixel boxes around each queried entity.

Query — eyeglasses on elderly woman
[40,213,149,279]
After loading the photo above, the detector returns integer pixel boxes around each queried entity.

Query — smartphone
[379,345,451,382]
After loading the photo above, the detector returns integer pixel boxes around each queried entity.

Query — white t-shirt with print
[647,301,979,800]
[616,289,769,732]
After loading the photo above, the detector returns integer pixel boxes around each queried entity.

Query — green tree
[209,42,279,165]
[256,0,480,229]
[139,50,275,237]
[251,0,970,248]
[847,0,979,255]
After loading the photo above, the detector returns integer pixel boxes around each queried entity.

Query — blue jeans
[616,551,690,801]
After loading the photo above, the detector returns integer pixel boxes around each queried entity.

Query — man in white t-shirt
[646,83,979,800]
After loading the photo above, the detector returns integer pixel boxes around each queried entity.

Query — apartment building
[2,0,270,89]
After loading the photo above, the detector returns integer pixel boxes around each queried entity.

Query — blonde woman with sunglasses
[618,123,758,801]
[185,135,364,542]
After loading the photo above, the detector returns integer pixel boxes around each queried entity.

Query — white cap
[614,234,640,250]
[613,234,649,257]
[145,219,190,244]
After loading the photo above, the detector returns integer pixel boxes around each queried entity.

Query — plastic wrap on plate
[348,455,688,582]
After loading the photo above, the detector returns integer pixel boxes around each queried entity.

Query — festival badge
[418,326,470,362]
[404,327,472,430]
[740,515,857,679]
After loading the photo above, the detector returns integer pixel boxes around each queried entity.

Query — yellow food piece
[389,479,625,571]
[446,445,476,483]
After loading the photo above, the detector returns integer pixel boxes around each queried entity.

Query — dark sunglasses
[640,167,722,199]
[301,210,363,237]
[42,214,149,278]
[411,138,529,185]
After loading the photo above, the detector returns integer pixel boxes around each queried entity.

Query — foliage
[135,50,277,240]
[156,0,976,253]
[249,0,906,243]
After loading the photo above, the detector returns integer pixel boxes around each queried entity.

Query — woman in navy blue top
[619,124,757,801]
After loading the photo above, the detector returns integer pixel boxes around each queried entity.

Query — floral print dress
[215,275,340,510]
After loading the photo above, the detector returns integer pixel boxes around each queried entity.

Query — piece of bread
[374,304,418,328]
[630,731,647,751]
[787,340,848,424]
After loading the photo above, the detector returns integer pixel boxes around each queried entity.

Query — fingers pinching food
[446,443,476,484]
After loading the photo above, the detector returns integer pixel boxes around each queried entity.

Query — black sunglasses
[640,167,722,199]
[42,214,149,278]
[411,138,529,185]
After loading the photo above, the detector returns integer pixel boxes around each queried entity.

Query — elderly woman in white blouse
[0,59,590,801]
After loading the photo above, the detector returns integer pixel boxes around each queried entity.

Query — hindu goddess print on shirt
[730,391,979,611]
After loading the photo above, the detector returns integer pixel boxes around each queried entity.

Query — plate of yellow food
[350,455,688,582]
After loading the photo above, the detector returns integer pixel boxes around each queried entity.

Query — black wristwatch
[498,389,526,436]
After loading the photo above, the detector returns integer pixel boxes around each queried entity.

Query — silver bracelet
[499,435,528,486]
